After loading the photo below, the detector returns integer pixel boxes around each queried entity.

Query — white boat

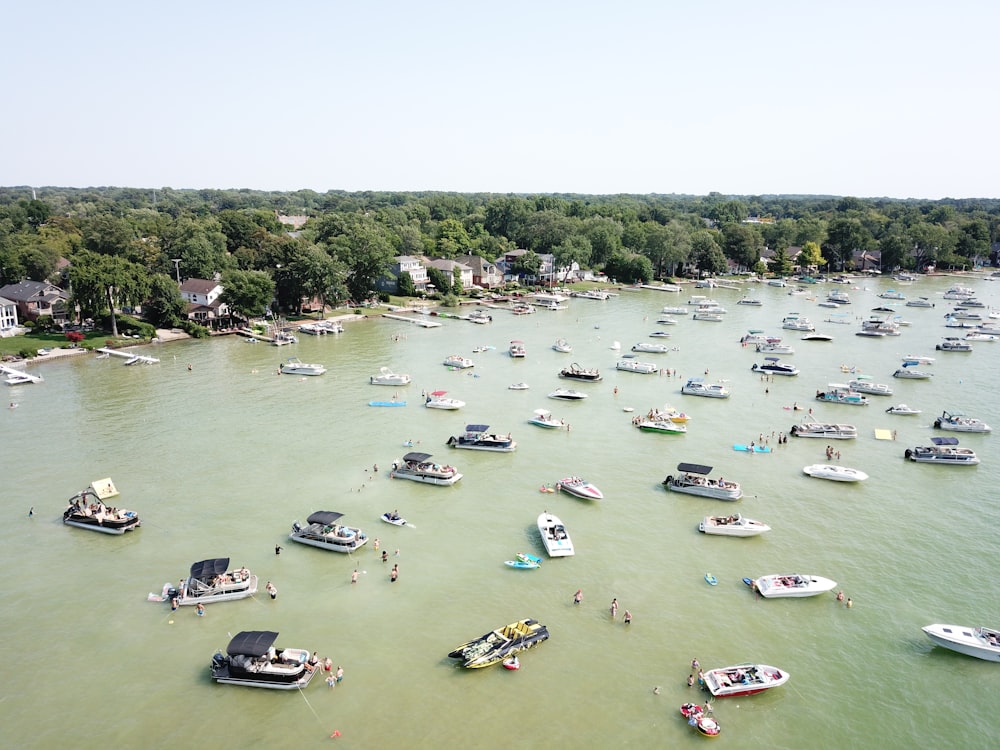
[649,330,673,337]
[508,382,530,390]
[878,290,906,300]
[537,512,574,557]
[885,404,921,415]
[556,476,603,500]
[380,511,408,526]
[789,421,857,439]
[168,558,258,605]
[848,378,893,396]
[290,511,369,552]
[768,279,788,287]
[467,310,492,324]
[443,354,475,368]
[616,355,658,374]
[827,291,852,304]
[702,664,790,697]
[681,378,730,398]
[559,363,602,382]
[904,437,979,465]
[906,297,935,308]
[933,411,991,433]
[692,311,724,322]
[922,624,1000,662]
[532,299,568,311]
[510,303,535,315]
[802,464,869,482]
[699,513,770,537]
[663,463,742,500]
[943,285,976,300]
[508,340,526,358]
[425,391,465,409]
[552,338,572,353]
[965,332,998,341]
[635,419,687,434]
[748,574,837,598]
[751,358,799,376]
[631,342,671,353]
[531,292,569,305]
[901,355,935,364]
[782,314,815,331]
[528,408,564,428]
[446,424,517,452]
[278,357,327,376]
[571,289,610,300]
[737,297,763,306]
[814,384,869,406]
[211,631,316,690]
[756,342,794,354]
[655,317,679,325]
[62,479,140,535]
[893,365,933,379]
[370,367,411,386]
[661,306,688,315]
[271,331,298,346]
[390,452,463,485]
[548,388,588,401]
[936,338,973,352]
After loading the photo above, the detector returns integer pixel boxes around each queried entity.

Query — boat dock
[96,348,160,365]
[381,313,442,328]
[0,363,44,383]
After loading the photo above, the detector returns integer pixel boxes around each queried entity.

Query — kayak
[517,553,542,565]
[505,559,539,569]
[705,573,718,586]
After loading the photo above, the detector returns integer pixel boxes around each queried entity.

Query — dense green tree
[220,269,275,320]
[69,251,150,337]
[324,215,398,303]
[603,251,653,284]
[291,245,346,315]
[799,241,825,270]
[396,270,416,297]
[720,223,762,270]
[511,250,542,280]
[824,217,873,270]
[690,231,727,276]
[435,218,471,257]
[24,199,52,229]
[143,273,187,327]
[643,221,690,279]
[581,217,623,267]
[553,236,592,282]
[707,200,748,225]
[768,246,795,277]
[426,266,454,295]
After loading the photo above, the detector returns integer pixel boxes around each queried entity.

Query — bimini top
[930,437,960,446]
[189,558,230,581]
[677,462,712,475]
[464,424,489,433]
[306,511,344,526]
[402,452,433,463]
[226,630,279,657]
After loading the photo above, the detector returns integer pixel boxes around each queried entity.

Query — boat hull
[922,625,1000,662]
[63,517,140,535]
[665,477,743,501]
[751,574,837,598]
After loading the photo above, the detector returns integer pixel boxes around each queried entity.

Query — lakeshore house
[0,295,19,336]
[455,255,503,289]
[180,278,232,328]
[424,258,474,291]
[0,280,70,325]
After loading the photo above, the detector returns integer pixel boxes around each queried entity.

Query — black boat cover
[930,437,959,446]
[189,558,230,581]
[402,452,432,463]
[677,462,712,475]
[465,425,489,432]
[306,511,344,526]
[226,630,278,656]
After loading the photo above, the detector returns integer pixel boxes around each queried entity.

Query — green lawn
[0,331,136,358]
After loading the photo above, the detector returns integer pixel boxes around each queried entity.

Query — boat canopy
[226,630,279,657]
[465,424,489,433]
[677,462,712,475]
[402,452,432,463]
[306,511,344,526]
[189,558,230,581]
[533,408,552,416]
[930,437,960,446]
[765,357,779,362]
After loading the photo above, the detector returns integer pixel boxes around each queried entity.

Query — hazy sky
[3,0,996,198]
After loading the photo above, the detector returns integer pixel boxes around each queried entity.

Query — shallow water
[3,277,999,749]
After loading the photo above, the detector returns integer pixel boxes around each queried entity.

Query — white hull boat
[390,452,463,484]
[425,391,465,410]
[290,511,368,552]
[211,631,316,690]
[556,477,603,499]
[370,367,411,386]
[631,342,671,353]
[168,558,258,605]
[552,338,572,353]
[803,464,869,482]
[699,513,770,536]
[664,463,742,500]
[703,664,790,697]
[617,356,658,374]
[681,378,730,398]
[443,355,475,368]
[528,409,564,428]
[537,512,574,557]
[748,574,837,598]
[905,438,979,465]
[751,358,799,376]
[886,404,921,415]
[789,422,857,439]
[447,424,517,452]
[934,411,991,433]
[279,358,326,376]
[922,624,1000,662]
[848,379,893,396]
[548,388,588,401]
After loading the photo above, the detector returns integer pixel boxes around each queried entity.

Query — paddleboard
[742,577,755,588]
[517,553,543,564]
[733,444,772,453]
[504,560,539,569]
[704,573,718,586]
[369,401,407,407]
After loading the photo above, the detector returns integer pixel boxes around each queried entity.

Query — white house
[0,295,19,335]
[180,278,230,327]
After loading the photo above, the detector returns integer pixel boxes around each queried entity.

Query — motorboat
[389,452,463,484]
[62,478,140,535]
[271,331,298,346]
[531,292,569,305]
[886,404,921,415]
[648,330,673,337]
[510,303,535,315]
[616,355,658,374]
[556,476,603,499]
[508,340,526,358]
[167,558,258,605]
[902,355,935,364]
[756,341,794,354]
[737,297,763,306]
[893,363,933,379]
[635,419,687,434]
[943,285,976,300]
[741,331,770,346]
[559,363,602,382]
[814,384,869,406]
[878,290,906,300]
[443,354,475,368]
[904,437,979,465]
[848,377,893,396]
[571,289,611,300]
[768,279,788,287]
[827,291,852,304]
[679,703,721,737]
[532,299,568,311]
[290,511,369,552]
[702,664,790,697]
[681,378,730,399]
[447,619,549,668]
[921,624,1000,662]
[692,311,723,322]
[380,511,408,526]
[466,310,492,324]
[699,513,770,537]
[936,338,973,352]
[965,332,998,341]
[552,338,572,353]
[446,424,517,452]
[751,357,799,376]
[664,463,742,500]
[278,357,327,376]
[210,631,316,690]
[860,316,900,336]
[425,391,465,409]
[802,464,869,482]
[789,421,857,439]
[661,306,688,314]
[370,367,411,386]
[933,411,991,433]
[631,342,671,353]
[654,406,691,423]
[508,382,530,390]
[801,333,834,341]
[548,388,588,401]
[747,574,837,598]
[906,297,935,308]
[782,314,815,331]
[528,408,564,428]
[537,512,574,556]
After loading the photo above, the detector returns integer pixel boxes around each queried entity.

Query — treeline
[1,187,997,328]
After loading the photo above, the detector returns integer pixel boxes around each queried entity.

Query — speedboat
[934,411,991,433]
[443,354,475,368]
[664,463,742,500]
[508,382,530,390]
[789,421,857,439]
[370,367,411,386]
[679,703,722,737]
[756,341,794,354]
[556,476,603,500]
[211,631,316,690]
[380,511,408,526]
[699,513,770,537]
[692,311,723,322]
[936,337,973,352]
[528,408,564,429]
[635,419,687,434]
[702,664,790,697]
[425,391,465,409]
[655,406,691,423]
[447,619,549,668]
[390,453,463,485]
[278,357,326,376]
[906,297,935,308]
[751,357,799,376]
[552,338,572,353]
[537,512,574,556]
[571,289,611,300]
[737,297,763,306]
[827,290,852,304]
[631,342,671,353]
[801,333,834,341]
[616,356,658,374]
[886,404,921,415]
[510,303,535,315]
[878,290,906,300]
[548,388,588,401]
[965,332,998,341]
[559,363,602,382]
[814,384,869,406]
[905,437,979,465]
[290,511,368,552]
[649,331,673,339]
[508,340,526,358]
[921,624,1000,662]
[747,574,837,598]
[803,464,869,482]
[62,479,140,535]
[661,306,688,315]
[167,558,258,605]
[446,424,517,452]
[902,355,935,364]
[848,377,893,396]
[893,364,933,379]
[681,378,730,398]
[782,314,815,331]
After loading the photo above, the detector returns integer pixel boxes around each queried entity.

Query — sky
[2,0,997,199]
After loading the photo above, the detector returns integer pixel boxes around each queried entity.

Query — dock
[381,313,442,328]
[0,363,44,384]
[96,348,160,365]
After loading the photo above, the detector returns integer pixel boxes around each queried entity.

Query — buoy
[330,729,341,738]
